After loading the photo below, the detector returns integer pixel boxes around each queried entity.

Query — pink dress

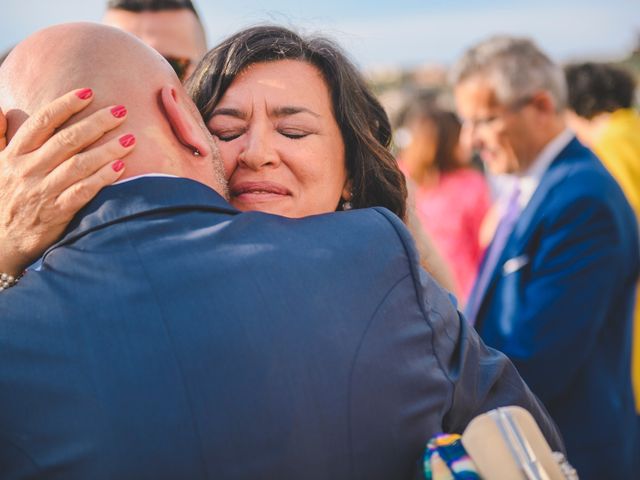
[413,169,490,302]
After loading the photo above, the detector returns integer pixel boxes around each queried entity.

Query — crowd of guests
[0,0,638,478]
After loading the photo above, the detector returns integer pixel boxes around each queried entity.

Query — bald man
[0,23,562,479]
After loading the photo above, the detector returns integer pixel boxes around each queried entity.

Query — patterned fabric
[423,434,481,480]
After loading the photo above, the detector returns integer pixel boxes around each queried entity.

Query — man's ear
[160,85,211,157]
[530,91,556,115]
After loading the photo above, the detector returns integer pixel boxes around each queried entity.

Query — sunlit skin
[454,76,546,175]
[207,60,349,218]
[102,9,206,79]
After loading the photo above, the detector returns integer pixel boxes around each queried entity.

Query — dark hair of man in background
[0,46,13,67]
[565,63,636,118]
[106,0,199,17]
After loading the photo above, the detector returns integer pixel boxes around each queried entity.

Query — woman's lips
[230,181,292,202]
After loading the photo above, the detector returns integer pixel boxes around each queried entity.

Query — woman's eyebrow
[272,106,320,118]
[210,107,246,119]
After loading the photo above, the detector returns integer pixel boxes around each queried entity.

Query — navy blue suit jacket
[467,138,639,479]
[0,177,561,479]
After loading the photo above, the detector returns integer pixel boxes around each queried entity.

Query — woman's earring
[342,194,353,210]
[193,149,201,157]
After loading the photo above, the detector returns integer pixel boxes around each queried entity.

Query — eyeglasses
[164,56,192,82]
[463,96,534,131]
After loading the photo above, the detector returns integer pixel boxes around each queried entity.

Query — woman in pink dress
[398,100,491,303]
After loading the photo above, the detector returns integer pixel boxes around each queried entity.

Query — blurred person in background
[397,97,491,303]
[452,35,639,479]
[565,63,640,214]
[103,0,207,81]
[565,62,640,469]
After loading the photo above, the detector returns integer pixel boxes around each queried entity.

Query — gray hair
[450,35,567,111]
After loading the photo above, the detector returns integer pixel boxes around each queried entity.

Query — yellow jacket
[594,108,640,412]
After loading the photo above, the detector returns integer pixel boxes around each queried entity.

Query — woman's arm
[0,89,135,277]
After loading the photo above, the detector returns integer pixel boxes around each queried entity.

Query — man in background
[565,63,640,218]
[453,36,639,478]
[103,0,207,81]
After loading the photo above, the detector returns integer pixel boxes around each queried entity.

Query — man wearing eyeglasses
[451,36,639,479]
[103,0,207,81]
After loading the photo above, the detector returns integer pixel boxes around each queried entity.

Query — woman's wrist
[0,254,28,279]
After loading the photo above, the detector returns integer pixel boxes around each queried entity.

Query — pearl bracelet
[0,272,21,292]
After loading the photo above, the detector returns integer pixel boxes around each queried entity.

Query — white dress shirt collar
[515,128,574,209]
[113,173,179,185]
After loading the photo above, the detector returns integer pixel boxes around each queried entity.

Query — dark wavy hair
[565,62,636,119]
[185,25,407,219]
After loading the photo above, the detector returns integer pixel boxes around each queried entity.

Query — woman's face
[207,59,349,217]
[400,119,438,174]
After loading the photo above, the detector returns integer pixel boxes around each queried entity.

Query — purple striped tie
[465,185,521,325]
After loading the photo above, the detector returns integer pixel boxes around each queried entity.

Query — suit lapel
[472,138,583,329]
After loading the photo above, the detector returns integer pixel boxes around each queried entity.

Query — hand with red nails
[0,88,136,277]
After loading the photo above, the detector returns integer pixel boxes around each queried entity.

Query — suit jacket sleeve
[374,208,565,453]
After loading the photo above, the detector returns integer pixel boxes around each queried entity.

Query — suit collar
[517,128,574,210]
[44,177,238,256]
[472,135,584,327]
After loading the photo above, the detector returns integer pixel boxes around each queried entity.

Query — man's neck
[518,117,566,173]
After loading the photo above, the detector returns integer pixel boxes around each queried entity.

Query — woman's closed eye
[277,122,318,139]
[211,128,245,142]
[279,128,311,139]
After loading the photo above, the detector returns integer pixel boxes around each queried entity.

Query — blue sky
[3,0,640,69]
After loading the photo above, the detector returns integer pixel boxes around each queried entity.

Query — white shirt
[113,173,178,185]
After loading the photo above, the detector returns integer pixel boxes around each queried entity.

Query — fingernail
[111,105,127,118]
[76,88,93,100]
[119,134,136,148]
[112,160,125,172]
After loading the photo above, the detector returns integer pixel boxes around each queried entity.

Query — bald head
[1,22,177,114]
[0,22,225,192]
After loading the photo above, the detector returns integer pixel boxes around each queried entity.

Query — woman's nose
[237,128,280,170]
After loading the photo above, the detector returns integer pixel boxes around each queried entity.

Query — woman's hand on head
[0,88,136,277]
[0,105,7,150]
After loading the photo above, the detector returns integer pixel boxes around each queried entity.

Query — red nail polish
[119,134,136,147]
[112,160,125,172]
[111,105,127,118]
[76,88,93,100]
